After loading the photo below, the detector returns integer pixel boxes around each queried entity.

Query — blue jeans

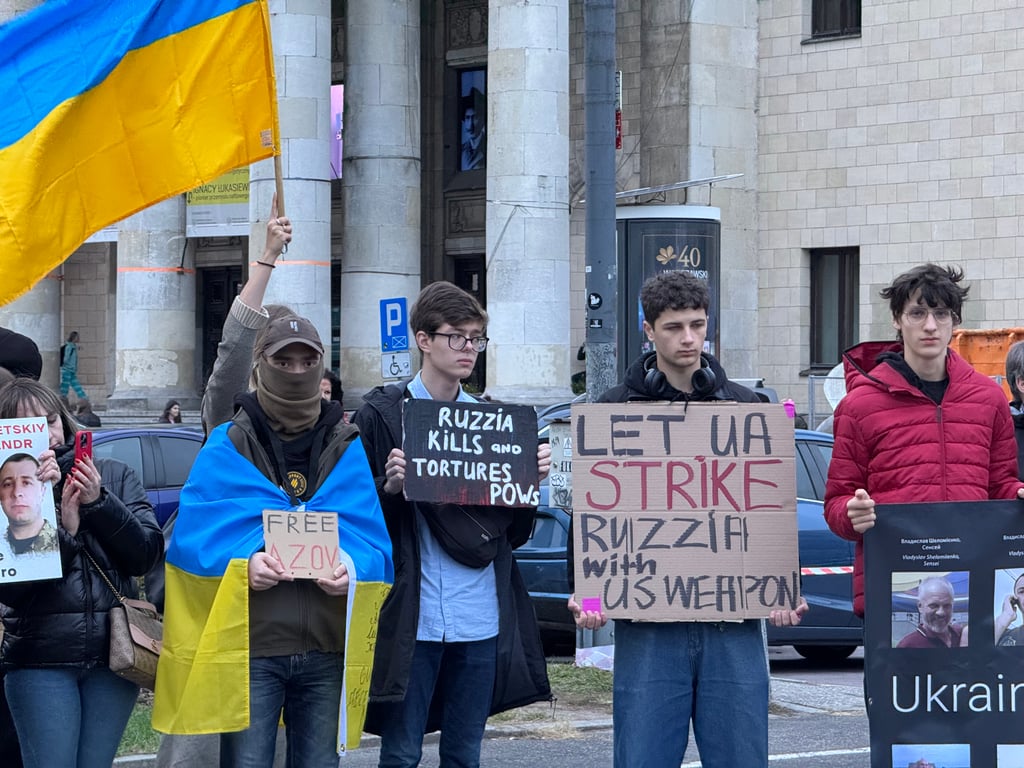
[220,651,343,768]
[377,637,497,768]
[5,666,139,768]
[613,620,769,768]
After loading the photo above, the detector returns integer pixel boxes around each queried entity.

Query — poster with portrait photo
[864,500,1024,767]
[458,69,486,171]
[890,570,969,649]
[0,417,62,583]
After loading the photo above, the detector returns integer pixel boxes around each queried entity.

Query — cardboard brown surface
[571,402,799,621]
[263,510,340,579]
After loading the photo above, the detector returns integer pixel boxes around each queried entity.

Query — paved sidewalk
[113,674,865,767]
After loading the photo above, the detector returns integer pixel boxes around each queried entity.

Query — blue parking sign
[380,298,409,352]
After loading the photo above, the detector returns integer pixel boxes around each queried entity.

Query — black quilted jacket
[0,442,162,669]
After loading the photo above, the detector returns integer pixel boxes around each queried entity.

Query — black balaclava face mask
[254,350,324,438]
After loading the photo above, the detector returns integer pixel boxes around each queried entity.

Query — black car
[513,429,863,661]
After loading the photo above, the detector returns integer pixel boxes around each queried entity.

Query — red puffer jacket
[825,342,1023,616]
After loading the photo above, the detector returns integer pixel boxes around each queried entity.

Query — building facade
[2,0,1020,418]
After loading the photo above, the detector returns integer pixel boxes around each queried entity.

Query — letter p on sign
[380,298,409,352]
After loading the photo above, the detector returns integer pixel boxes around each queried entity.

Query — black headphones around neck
[644,358,717,400]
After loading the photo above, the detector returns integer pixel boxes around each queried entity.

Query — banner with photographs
[865,499,1024,768]
[0,418,62,584]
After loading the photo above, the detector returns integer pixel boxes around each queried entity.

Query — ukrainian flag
[152,424,393,753]
[0,0,279,305]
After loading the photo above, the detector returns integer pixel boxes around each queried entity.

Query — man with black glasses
[826,263,1024,622]
[354,281,550,768]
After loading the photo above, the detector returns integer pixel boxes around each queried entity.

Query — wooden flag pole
[274,154,286,217]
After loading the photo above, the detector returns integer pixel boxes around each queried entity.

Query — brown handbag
[84,550,163,690]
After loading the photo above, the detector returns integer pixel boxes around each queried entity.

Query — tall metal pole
[583,0,618,402]
[578,0,618,654]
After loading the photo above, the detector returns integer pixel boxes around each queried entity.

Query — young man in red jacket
[825,263,1024,619]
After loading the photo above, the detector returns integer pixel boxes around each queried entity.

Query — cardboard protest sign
[548,420,573,511]
[401,399,539,507]
[571,402,798,622]
[263,510,341,579]
[0,417,63,583]
[864,499,1024,768]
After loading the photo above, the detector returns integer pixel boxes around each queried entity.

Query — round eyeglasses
[429,332,489,352]
[902,307,959,325]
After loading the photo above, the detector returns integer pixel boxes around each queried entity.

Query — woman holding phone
[0,379,162,768]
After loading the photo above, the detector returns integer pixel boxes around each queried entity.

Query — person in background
[153,311,391,766]
[59,331,87,404]
[0,379,162,768]
[320,369,347,423]
[320,369,343,403]
[0,326,43,768]
[155,198,294,768]
[567,270,807,768]
[158,400,182,424]
[75,401,101,428]
[354,281,550,768]
[825,264,1024,622]
[1005,339,1024,479]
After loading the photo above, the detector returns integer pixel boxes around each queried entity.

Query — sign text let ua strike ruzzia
[572,402,799,621]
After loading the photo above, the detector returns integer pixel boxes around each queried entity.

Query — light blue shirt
[407,373,499,642]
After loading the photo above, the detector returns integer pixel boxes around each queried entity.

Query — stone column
[687,2,759,378]
[340,0,421,400]
[639,1,759,377]
[485,0,572,405]
[109,197,196,411]
[251,0,332,338]
[0,0,60,386]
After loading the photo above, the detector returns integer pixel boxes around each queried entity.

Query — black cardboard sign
[401,399,539,506]
[865,499,1024,768]
[571,402,799,621]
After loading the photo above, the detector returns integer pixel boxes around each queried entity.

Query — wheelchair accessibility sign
[380,298,409,352]
[381,352,411,380]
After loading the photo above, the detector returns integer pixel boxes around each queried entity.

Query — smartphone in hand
[74,430,93,464]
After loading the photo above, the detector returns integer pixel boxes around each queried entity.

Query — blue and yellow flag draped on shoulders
[0,0,279,305]
[152,424,393,752]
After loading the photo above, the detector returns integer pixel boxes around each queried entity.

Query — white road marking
[680,746,872,766]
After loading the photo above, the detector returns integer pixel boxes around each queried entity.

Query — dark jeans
[377,637,497,768]
[220,651,343,768]
[613,619,769,768]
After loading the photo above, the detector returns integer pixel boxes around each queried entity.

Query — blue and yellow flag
[152,424,393,753]
[0,0,279,305]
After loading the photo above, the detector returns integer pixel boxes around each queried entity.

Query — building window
[811,0,861,39]
[810,248,859,369]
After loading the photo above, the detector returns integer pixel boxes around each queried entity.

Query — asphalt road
[309,646,871,768]
[115,646,871,768]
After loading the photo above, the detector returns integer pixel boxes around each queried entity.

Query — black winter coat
[353,382,550,734]
[0,442,163,669]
